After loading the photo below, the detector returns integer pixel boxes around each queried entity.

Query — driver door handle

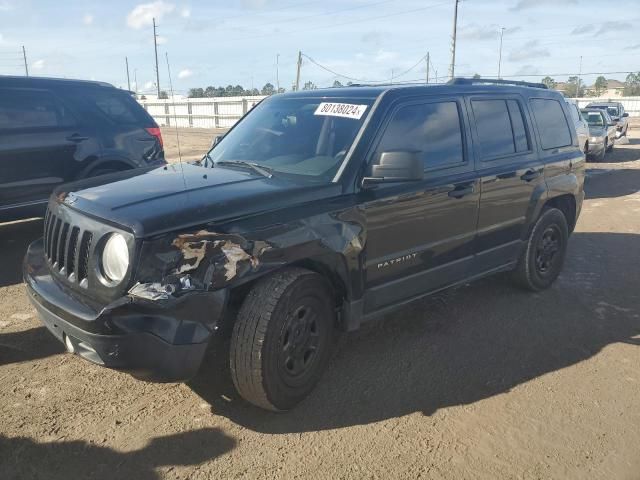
[448,183,475,199]
[66,133,89,142]
[520,169,541,182]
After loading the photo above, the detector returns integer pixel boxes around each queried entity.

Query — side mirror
[623,112,629,118]
[362,151,423,188]
[211,135,223,148]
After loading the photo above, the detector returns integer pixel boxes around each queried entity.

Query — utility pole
[22,46,28,76]
[426,52,430,84]
[125,56,131,91]
[276,54,280,92]
[134,69,138,96]
[295,51,302,91]
[497,27,505,79]
[576,55,583,99]
[448,0,460,79]
[153,17,161,98]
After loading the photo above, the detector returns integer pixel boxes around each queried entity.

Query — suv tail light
[145,127,164,149]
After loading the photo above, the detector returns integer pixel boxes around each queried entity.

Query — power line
[222,1,451,42]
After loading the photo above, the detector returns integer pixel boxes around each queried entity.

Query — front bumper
[24,238,228,382]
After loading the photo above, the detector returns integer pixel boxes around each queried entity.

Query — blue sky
[0,0,639,94]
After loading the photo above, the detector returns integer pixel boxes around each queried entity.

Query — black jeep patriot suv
[24,79,585,411]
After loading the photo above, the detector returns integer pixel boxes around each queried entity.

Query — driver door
[361,97,480,313]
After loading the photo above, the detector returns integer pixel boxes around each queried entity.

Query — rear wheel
[230,268,334,411]
[512,208,568,291]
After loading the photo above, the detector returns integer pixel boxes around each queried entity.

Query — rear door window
[86,89,149,125]
[471,99,530,160]
[375,101,465,170]
[0,88,74,130]
[530,98,572,150]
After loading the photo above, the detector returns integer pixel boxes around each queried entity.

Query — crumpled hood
[55,163,340,238]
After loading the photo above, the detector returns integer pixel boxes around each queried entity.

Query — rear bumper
[24,238,228,382]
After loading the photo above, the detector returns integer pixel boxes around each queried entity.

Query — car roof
[587,102,621,106]
[0,75,116,90]
[276,79,555,101]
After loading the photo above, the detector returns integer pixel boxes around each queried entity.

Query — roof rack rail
[447,77,548,89]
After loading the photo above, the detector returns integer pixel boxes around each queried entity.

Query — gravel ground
[1,128,639,480]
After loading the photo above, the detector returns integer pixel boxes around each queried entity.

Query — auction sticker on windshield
[314,102,368,120]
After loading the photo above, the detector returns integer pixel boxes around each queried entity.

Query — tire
[606,138,614,152]
[512,208,569,292]
[230,268,335,411]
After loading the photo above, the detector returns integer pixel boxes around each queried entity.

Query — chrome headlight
[589,136,604,144]
[101,233,129,283]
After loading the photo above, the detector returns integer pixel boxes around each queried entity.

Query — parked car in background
[25,78,585,411]
[586,101,629,138]
[0,76,165,222]
[564,98,589,153]
[581,108,616,161]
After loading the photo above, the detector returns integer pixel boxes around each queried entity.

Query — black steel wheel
[512,207,568,291]
[230,268,334,411]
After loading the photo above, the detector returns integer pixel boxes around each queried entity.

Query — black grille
[44,210,93,287]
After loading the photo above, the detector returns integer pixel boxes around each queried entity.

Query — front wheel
[230,268,335,411]
[512,208,569,291]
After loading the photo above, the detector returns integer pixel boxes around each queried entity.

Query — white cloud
[156,35,168,44]
[181,7,190,18]
[241,0,268,9]
[144,81,155,89]
[83,14,94,25]
[374,49,399,63]
[126,1,175,29]
[508,40,550,62]
[572,24,594,35]
[595,21,632,35]
[0,1,13,12]
[513,65,540,76]
[32,59,45,70]
[511,0,576,10]
[177,68,193,79]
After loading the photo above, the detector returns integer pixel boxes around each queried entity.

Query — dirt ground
[1,128,640,480]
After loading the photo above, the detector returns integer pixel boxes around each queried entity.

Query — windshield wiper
[216,160,273,178]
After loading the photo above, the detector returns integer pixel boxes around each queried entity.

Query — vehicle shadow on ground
[0,428,235,480]
[585,168,640,199]
[0,219,43,288]
[189,231,640,433]
[0,327,65,367]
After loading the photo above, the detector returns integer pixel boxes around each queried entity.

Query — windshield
[591,105,619,118]
[582,111,604,126]
[607,107,619,117]
[203,96,374,182]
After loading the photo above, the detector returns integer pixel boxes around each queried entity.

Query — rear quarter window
[530,98,572,150]
[83,89,151,126]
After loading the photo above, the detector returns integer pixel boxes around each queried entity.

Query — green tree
[472,73,481,79]
[261,83,275,95]
[594,76,608,96]
[623,72,640,96]
[564,76,585,97]
[188,88,205,98]
[332,80,343,88]
[158,90,169,99]
[541,76,556,89]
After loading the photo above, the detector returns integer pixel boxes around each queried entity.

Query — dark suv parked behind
[24,79,585,411]
[0,76,165,221]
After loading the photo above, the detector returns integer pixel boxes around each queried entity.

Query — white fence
[138,96,267,128]
[138,95,640,129]
[575,97,640,117]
